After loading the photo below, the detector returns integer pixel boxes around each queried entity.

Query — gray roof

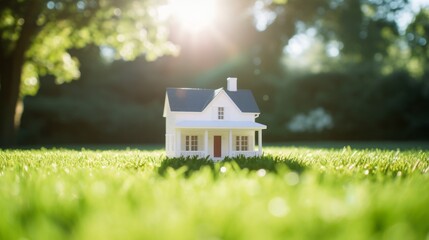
[166,88,260,113]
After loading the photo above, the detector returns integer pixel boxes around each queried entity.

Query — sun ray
[166,0,218,32]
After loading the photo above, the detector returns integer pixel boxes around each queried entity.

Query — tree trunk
[0,1,42,147]
[0,57,22,147]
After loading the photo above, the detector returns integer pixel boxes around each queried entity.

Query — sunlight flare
[166,0,218,32]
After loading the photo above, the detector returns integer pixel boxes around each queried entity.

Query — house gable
[202,89,243,120]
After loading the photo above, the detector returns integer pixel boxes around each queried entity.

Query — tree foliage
[1,0,176,95]
[0,0,177,145]
[406,8,429,77]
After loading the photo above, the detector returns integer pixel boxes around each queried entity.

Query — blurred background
[1,0,429,146]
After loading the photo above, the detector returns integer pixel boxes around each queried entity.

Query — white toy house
[163,77,267,159]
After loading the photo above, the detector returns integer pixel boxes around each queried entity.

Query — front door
[214,136,221,158]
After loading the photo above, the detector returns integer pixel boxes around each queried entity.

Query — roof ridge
[167,87,251,91]
[167,87,214,91]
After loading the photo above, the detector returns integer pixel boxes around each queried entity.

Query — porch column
[253,131,256,150]
[229,129,232,157]
[204,130,208,157]
[176,129,181,157]
[258,129,262,155]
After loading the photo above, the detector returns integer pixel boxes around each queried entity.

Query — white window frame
[218,107,224,120]
[235,136,248,151]
[185,135,198,151]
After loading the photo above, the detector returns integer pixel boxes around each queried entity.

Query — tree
[406,8,429,78]
[0,0,176,146]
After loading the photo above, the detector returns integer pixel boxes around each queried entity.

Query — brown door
[214,136,221,157]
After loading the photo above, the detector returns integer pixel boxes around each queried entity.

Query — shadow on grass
[157,155,307,177]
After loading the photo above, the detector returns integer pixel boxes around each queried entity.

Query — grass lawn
[1,145,428,239]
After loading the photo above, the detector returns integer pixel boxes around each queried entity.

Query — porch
[180,150,261,158]
[166,120,267,159]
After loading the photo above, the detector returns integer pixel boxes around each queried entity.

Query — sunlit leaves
[21,63,39,96]
[406,8,429,78]
[1,0,177,97]
[0,9,24,52]
[276,0,421,76]
[407,9,429,52]
[25,21,80,84]
[76,1,178,61]
[272,0,287,4]
[100,2,178,61]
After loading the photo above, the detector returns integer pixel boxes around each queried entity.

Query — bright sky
[397,0,429,32]
[411,0,429,11]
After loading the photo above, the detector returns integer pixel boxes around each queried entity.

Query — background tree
[7,0,429,145]
[406,8,429,78]
[0,0,176,146]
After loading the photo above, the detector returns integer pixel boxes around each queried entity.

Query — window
[185,135,198,151]
[218,107,224,120]
[235,136,248,151]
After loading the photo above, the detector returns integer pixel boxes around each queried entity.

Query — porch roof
[176,120,267,129]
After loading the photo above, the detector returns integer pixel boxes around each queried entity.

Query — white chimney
[227,77,237,91]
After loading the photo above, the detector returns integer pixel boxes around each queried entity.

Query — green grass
[1,146,429,240]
